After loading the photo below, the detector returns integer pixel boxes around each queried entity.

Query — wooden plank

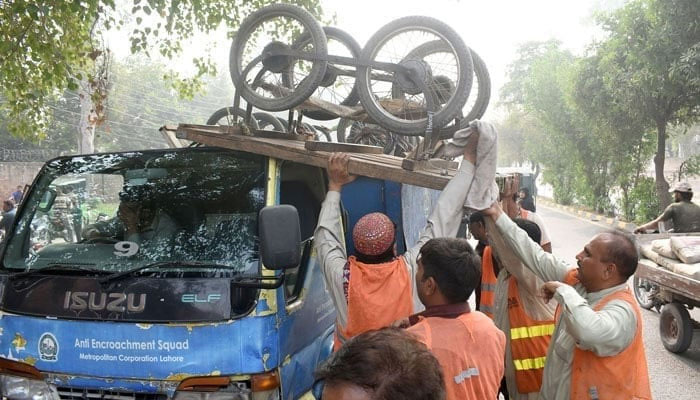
[175,124,454,190]
[636,260,700,302]
[304,141,384,154]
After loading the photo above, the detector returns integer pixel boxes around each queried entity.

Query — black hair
[355,246,396,264]
[468,211,485,225]
[519,187,530,197]
[419,238,480,303]
[513,218,541,244]
[315,327,446,399]
[679,191,693,202]
[600,230,639,279]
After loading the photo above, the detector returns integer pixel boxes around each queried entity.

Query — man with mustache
[481,202,651,400]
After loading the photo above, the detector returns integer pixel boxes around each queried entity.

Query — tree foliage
[499,0,700,219]
[0,0,324,140]
[594,0,700,209]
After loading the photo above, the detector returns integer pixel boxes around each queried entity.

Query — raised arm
[314,153,356,292]
[403,131,480,265]
[484,202,570,283]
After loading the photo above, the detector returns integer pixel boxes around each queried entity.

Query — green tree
[595,0,700,210]
[0,0,324,140]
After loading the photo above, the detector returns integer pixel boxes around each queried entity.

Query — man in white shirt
[482,201,651,400]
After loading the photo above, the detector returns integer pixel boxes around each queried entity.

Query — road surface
[538,204,700,400]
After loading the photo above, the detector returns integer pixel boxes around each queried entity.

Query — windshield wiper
[98,261,233,284]
[9,263,103,279]
[99,261,285,289]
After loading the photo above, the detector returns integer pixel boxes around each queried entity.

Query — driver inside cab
[83,186,178,248]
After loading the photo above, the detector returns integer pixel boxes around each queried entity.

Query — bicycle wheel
[206,107,260,130]
[285,27,362,121]
[253,112,286,131]
[357,16,473,135]
[398,41,490,123]
[229,4,328,111]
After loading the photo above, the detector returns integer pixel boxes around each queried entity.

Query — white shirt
[520,209,551,246]
[314,161,476,328]
[493,214,637,400]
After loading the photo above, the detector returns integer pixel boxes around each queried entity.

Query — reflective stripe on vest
[480,246,497,319]
[407,311,506,400]
[333,256,413,352]
[510,324,555,340]
[568,287,652,399]
[507,278,554,394]
[513,356,547,371]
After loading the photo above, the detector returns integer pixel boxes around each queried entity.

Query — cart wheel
[633,275,656,310]
[357,16,473,135]
[397,41,490,125]
[660,302,693,353]
[253,112,286,131]
[207,107,259,130]
[229,4,328,111]
[285,27,362,121]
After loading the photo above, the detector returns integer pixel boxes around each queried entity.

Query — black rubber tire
[287,27,362,121]
[357,16,473,135]
[336,118,352,142]
[276,117,289,130]
[312,125,333,141]
[401,41,490,124]
[633,275,656,310]
[253,112,286,131]
[660,302,693,353]
[229,4,328,111]
[206,107,259,130]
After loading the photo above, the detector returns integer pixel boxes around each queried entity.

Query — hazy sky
[320,0,609,117]
[108,0,616,119]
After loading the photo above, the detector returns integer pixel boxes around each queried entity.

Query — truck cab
[0,145,432,399]
[0,147,341,399]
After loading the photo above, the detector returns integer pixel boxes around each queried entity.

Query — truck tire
[229,4,327,111]
[207,107,259,130]
[356,16,472,135]
[286,27,362,120]
[660,302,693,353]
[633,275,656,310]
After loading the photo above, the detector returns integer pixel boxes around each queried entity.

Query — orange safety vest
[507,277,554,394]
[408,311,506,399]
[556,270,652,400]
[479,246,497,319]
[333,256,413,351]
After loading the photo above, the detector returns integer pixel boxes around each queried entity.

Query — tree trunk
[654,120,671,211]
[78,77,96,154]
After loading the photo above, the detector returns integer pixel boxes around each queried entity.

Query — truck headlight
[0,358,59,400]
[173,372,280,400]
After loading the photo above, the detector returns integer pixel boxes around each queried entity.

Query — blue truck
[0,138,443,399]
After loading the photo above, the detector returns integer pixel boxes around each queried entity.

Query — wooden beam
[636,260,700,302]
[175,124,455,190]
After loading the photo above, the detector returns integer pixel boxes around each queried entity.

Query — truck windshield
[2,149,266,276]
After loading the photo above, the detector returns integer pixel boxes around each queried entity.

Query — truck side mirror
[259,205,302,270]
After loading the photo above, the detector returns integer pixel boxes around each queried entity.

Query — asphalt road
[538,204,700,400]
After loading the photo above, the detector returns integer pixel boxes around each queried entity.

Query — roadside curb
[537,197,637,232]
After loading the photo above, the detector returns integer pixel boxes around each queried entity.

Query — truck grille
[56,387,167,400]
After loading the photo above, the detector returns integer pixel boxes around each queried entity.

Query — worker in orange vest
[483,202,652,400]
[315,130,482,351]
[487,218,556,400]
[395,237,505,399]
[469,211,496,319]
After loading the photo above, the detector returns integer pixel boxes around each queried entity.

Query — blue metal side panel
[277,255,335,399]
[0,313,278,379]
[401,184,441,249]
[340,178,406,256]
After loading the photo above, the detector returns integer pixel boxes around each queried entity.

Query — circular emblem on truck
[38,333,58,362]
